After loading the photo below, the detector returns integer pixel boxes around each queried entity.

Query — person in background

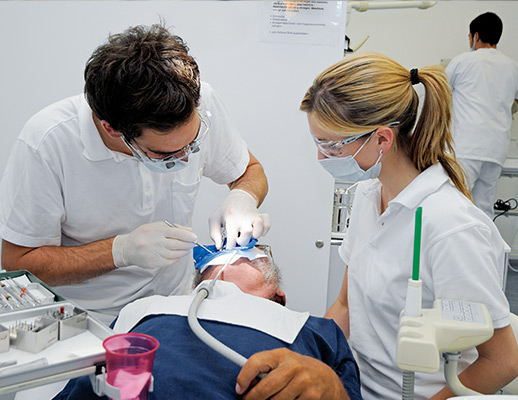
[54,244,362,400]
[299,52,518,399]
[446,11,518,218]
[0,24,270,325]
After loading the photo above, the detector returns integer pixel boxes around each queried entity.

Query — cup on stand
[103,333,159,400]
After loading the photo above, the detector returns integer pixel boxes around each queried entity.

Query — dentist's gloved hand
[112,221,197,269]
[209,189,271,250]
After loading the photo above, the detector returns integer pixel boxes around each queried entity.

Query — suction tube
[187,285,248,367]
[402,371,415,400]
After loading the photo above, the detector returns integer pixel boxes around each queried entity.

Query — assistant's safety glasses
[122,112,210,164]
[312,121,400,157]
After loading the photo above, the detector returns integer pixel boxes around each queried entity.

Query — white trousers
[458,158,503,219]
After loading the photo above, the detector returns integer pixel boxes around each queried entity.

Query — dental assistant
[0,24,270,325]
[300,52,518,399]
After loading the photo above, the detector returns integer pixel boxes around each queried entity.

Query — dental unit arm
[396,207,494,399]
[396,297,493,397]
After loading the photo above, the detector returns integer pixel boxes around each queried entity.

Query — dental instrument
[5,277,41,305]
[0,284,27,308]
[0,290,20,309]
[0,295,14,311]
[163,220,214,254]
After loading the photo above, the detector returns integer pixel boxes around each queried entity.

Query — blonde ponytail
[411,66,471,199]
[300,52,471,199]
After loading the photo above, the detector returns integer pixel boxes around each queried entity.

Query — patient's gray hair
[192,247,282,291]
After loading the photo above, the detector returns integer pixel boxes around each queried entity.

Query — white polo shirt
[446,49,518,166]
[340,164,510,400]
[0,82,249,324]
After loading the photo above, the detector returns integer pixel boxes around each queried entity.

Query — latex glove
[112,221,197,269]
[235,348,348,400]
[209,189,271,250]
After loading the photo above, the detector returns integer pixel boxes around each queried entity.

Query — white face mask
[318,134,383,183]
[140,157,189,173]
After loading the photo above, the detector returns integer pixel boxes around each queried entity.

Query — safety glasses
[312,121,400,158]
[256,244,273,259]
[122,112,210,164]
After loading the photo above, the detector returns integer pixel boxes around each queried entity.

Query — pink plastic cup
[103,333,159,400]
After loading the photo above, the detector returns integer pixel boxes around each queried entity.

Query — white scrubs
[0,82,250,324]
[459,158,503,218]
[446,48,518,217]
[340,164,510,400]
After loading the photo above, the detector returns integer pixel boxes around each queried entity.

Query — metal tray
[0,271,114,394]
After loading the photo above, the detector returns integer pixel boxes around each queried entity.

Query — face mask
[140,158,189,173]
[318,134,383,183]
[470,42,476,52]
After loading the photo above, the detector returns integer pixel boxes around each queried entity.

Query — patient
[54,245,361,400]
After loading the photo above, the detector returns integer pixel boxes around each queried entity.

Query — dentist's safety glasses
[312,121,400,158]
[122,111,210,171]
[193,238,267,273]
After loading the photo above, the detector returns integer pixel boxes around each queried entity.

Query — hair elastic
[410,68,420,85]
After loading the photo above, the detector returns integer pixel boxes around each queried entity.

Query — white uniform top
[339,164,510,400]
[446,49,518,166]
[0,82,249,324]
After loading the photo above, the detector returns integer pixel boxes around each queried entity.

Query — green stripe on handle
[412,207,422,281]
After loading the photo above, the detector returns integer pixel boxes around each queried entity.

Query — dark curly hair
[84,24,200,139]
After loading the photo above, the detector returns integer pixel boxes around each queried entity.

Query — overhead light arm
[344,1,437,53]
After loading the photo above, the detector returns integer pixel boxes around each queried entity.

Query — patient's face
[202,258,277,300]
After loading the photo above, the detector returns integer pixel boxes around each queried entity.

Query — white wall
[347,1,518,68]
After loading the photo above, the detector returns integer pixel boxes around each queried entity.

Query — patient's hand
[235,348,349,399]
